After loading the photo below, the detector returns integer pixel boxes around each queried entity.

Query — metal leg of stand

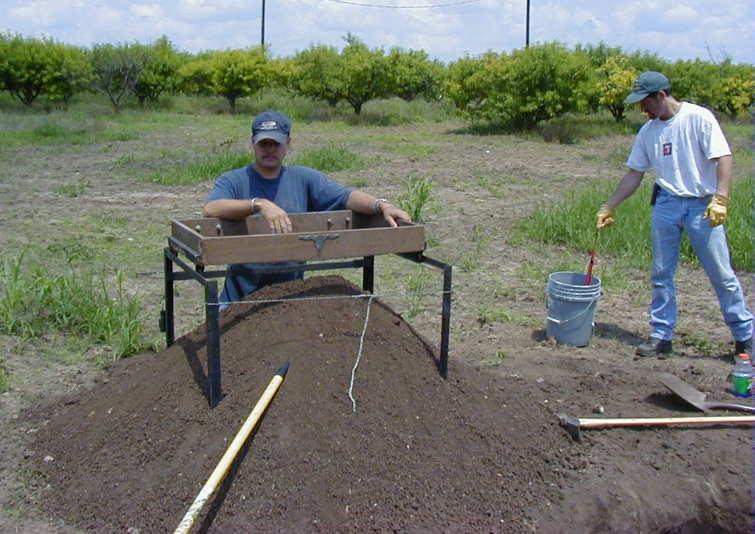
[163,249,175,347]
[205,280,222,407]
[362,255,375,293]
[439,263,452,378]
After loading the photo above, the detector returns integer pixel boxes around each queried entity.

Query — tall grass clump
[0,362,8,393]
[0,254,148,359]
[144,150,250,185]
[512,177,752,272]
[398,174,435,223]
[292,143,364,172]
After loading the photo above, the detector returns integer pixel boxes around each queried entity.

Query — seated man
[203,110,411,310]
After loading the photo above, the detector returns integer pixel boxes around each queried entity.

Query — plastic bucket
[546,272,601,347]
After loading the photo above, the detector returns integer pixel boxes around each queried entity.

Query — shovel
[658,373,755,414]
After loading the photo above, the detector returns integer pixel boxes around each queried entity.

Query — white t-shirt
[626,102,731,197]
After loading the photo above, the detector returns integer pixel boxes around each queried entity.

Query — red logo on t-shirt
[663,142,672,156]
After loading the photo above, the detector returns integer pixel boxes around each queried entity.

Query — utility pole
[525,0,530,47]
[261,0,266,47]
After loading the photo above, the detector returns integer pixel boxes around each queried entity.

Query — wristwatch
[250,197,259,214]
[373,198,389,214]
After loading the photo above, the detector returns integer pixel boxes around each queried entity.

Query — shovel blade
[658,373,710,412]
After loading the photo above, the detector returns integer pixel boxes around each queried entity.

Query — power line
[323,0,481,8]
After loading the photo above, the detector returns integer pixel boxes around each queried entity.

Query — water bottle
[731,353,752,397]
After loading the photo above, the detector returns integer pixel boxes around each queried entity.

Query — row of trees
[1,33,752,126]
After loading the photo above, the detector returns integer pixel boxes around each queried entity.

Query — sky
[2,0,754,65]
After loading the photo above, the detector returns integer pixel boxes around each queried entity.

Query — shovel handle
[705,402,755,414]
[577,415,755,429]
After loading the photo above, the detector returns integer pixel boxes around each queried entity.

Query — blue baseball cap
[624,71,671,104]
[251,110,291,144]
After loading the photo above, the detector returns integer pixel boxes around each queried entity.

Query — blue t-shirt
[206,164,353,307]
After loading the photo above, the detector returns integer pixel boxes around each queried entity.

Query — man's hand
[257,199,292,234]
[596,205,615,229]
[379,203,412,228]
[704,194,728,227]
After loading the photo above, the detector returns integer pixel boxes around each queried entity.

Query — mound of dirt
[23,276,573,533]
[19,275,752,533]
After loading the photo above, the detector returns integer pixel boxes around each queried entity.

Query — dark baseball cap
[251,110,291,144]
[624,71,671,104]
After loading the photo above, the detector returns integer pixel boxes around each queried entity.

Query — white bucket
[546,272,601,347]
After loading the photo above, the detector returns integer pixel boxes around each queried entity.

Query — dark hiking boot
[734,337,752,356]
[636,337,673,358]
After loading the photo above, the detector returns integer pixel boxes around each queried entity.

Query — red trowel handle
[584,249,595,285]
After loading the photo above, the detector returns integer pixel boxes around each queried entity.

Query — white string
[348,294,374,413]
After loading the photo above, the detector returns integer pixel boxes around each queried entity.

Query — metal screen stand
[161,247,452,407]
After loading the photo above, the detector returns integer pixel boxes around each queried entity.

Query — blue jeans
[219,262,304,312]
[649,190,753,342]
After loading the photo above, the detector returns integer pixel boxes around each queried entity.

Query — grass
[459,224,489,272]
[476,305,536,327]
[292,143,365,173]
[397,174,435,223]
[511,176,753,272]
[405,266,433,319]
[144,150,251,186]
[54,179,91,197]
[0,253,150,360]
[0,361,7,393]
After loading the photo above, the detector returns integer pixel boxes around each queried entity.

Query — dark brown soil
[18,276,752,533]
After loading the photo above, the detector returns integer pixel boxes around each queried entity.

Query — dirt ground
[0,115,752,533]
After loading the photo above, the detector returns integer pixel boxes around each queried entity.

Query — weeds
[459,225,489,272]
[398,174,435,223]
[54,179,90,198]
[0,253,148,359]
[405,266,432,319]
[511,177,753,272]
[144,150,250,185]
[292,143,365,173]
[0,361,8,393]
[477,304,535,327]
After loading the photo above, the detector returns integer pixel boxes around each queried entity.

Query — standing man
[596,71,752,358]
[204,110,411,309]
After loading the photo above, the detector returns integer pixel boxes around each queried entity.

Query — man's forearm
[346,191,386,214]
[604,169,645,209]
[714,155,733,198]
[203,198,256,219]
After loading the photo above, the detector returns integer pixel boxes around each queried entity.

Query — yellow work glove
[595,205,615,229]
[704,194,728,227]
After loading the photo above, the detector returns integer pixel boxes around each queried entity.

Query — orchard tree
[207,47,270,113]
[133,36,183,106]
[445,43,593,128]
[291,44,344,106]
[386,47,444,101]
[598,55,636,121]
[445,52,510,120]
[711,64,754,118]
[501,43,594,128]
[0,33,90,106]
[339,34,390,114]
[177,52,215,97]
[46,43,93,105]
[90,42,144,110]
